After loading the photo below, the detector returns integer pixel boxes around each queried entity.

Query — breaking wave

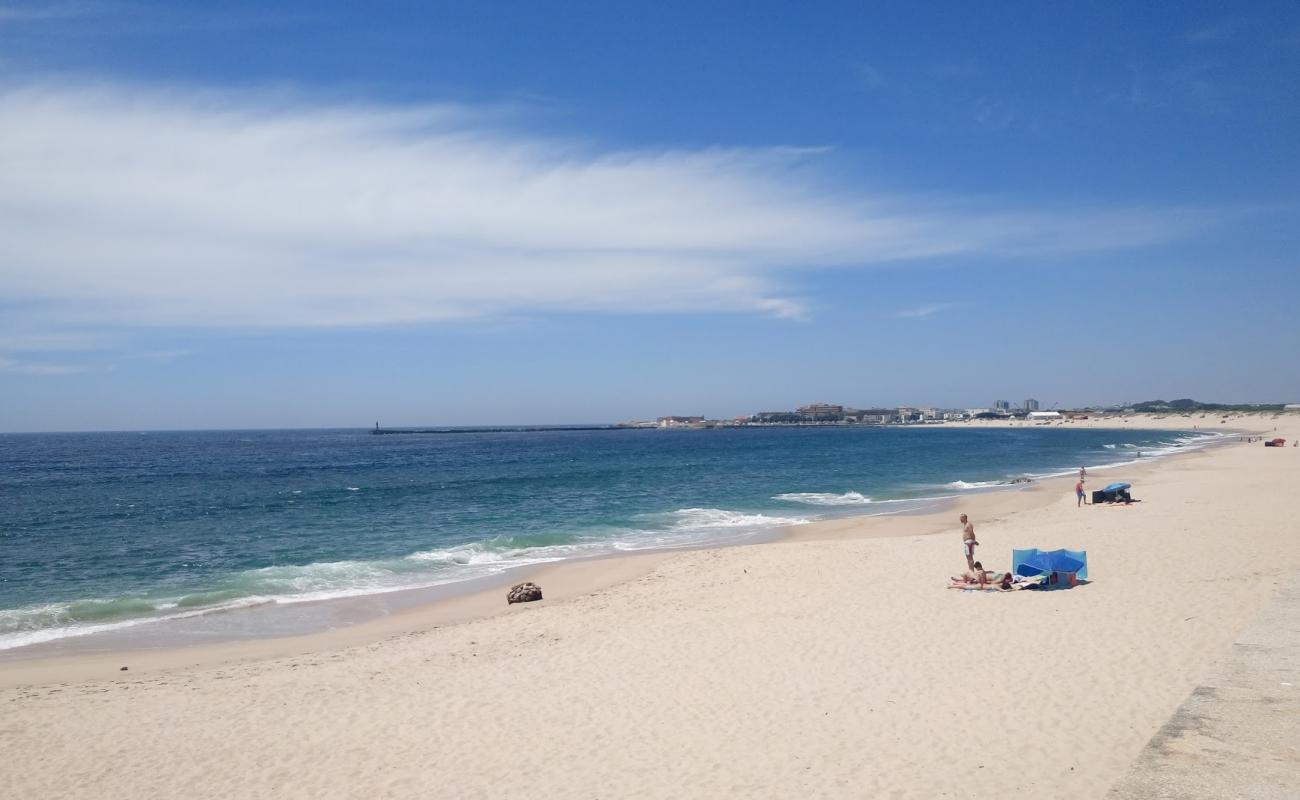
[773,491,873,506]
[946,479,1008,490]
[663,507,809,530]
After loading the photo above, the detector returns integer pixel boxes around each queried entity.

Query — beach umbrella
[1103,482,1131,493]
[1016,549,1086,577]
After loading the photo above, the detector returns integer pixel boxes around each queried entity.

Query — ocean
[0,425,1218,651]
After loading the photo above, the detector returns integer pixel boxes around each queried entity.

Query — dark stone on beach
[507,582,543,604]
[120,666,128,671]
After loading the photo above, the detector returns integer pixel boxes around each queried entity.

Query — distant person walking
[1079,466,1087,480]
[961,513,978,570]
[1076,479,1086,507]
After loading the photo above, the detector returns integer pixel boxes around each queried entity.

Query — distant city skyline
[1,1,1298,432]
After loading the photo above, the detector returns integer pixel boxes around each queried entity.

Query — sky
[1,1,1298,431]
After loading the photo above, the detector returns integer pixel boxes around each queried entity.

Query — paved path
[1108,573,1300,799]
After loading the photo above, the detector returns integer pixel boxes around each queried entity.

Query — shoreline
[0,417,1249,687]
[2,414,1294,798]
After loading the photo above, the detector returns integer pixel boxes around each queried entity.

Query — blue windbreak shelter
[1012,548,1088,580]
[1103,482,1130,493]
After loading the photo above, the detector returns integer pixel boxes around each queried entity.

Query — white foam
[773,491,873,506]
[946,480,1006,490]
[0,596,275,652]
[667,507,810,530]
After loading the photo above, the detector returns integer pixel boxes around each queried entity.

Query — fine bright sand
[1,414,1296,798]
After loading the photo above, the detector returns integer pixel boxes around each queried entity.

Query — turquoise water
[0,425,1217,649]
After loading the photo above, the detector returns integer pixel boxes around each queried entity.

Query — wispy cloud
[893,303,957,320]
[853,62,887,90]
[0,1,317,37]
[121,349,195,362]
[972,98,1016,131]
[0,331,115,352]
[1185,17,1252,44]
[0,2,106,23]
[0,355,89,375]
[1105,62,1232,114]
[0,81,1208,345]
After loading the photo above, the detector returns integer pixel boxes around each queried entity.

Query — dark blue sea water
[0,425,1217,649]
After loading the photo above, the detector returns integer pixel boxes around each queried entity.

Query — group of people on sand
[948,466,1106,590]
[950,513,1015,590]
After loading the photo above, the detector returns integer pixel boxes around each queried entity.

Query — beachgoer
[1079,466,1087,480]
[960,513,977,569]
[1075,479,1086,507]
[951,562,989,587]
[1000,572,1014,590]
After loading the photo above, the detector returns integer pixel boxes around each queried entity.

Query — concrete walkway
[1108,574,1300,799]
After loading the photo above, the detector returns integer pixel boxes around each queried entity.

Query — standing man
[961,513,978,570]
[1079,466,1087,481]
[1076,478,1086,507]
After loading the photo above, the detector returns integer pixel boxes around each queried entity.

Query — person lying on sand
[950,562,992,587]
[949,570,1018,591]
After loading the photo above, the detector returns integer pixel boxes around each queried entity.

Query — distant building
[857,408,897,424]
[994,400,1011,411]
[1024,398,1040,411]
[896,407,921,423]
[797,403,845,420]
[752,411,803,424]
[1028,411,1061,420]
[657,416,704,428]
[1285,404,1300,411]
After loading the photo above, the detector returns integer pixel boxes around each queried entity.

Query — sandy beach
[2,413,1296,798]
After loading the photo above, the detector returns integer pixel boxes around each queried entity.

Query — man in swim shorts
[961,513,977,569]
[1076,479,1086,507]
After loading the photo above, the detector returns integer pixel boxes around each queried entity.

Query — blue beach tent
[1012,548,1089,580]
[1103,482,1131,493]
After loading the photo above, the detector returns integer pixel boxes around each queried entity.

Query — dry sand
[2,413,1296,798]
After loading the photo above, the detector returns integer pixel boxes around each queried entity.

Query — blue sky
[1,1,1298,430]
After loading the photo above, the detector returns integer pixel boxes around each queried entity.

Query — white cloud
[0,1,117,24]
[893,303,956,319]
[121,348,194,362]
[0,81,1206,340]
[0,355,88,375]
